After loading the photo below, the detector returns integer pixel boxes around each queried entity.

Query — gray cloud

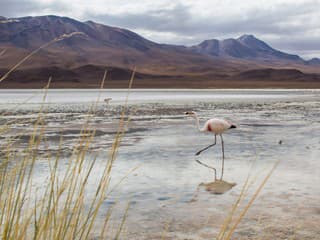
[0,0,70,17]
[0,0,41,16]
[88,1,319,37]
[85,4,192,34]
[272,37,320,51]
[271,36,320,58]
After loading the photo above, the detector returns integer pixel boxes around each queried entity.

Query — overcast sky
[1,0,319,59]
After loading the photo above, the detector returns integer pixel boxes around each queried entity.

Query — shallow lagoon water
[1,89,319,105]
[0,89,319,239]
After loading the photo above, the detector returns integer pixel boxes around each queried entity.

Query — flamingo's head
[184,111,196,117]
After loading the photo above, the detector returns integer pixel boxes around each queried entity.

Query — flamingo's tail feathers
[229,124,237,129]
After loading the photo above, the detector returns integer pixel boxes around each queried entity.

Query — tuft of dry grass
[0,67,135,239]
[216,160,279,240]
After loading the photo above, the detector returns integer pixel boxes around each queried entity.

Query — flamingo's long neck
[193,114,206,132]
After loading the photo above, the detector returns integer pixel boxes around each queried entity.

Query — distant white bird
[185,111,237,180]
[104,98,112,104]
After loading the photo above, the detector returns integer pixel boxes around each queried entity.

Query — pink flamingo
[185,111,237,180]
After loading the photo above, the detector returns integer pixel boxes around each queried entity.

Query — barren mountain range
[0,15,319,88]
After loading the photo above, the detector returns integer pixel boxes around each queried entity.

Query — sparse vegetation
[216,161,279,240]
[0,85,134,239]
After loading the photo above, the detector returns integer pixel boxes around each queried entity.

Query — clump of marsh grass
[0,58,135,239]
[0,89,131,239]
[216,160,279,240]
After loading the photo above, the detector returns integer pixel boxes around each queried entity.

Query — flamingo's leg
[195,135,217,156]
[220,134,225,180]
